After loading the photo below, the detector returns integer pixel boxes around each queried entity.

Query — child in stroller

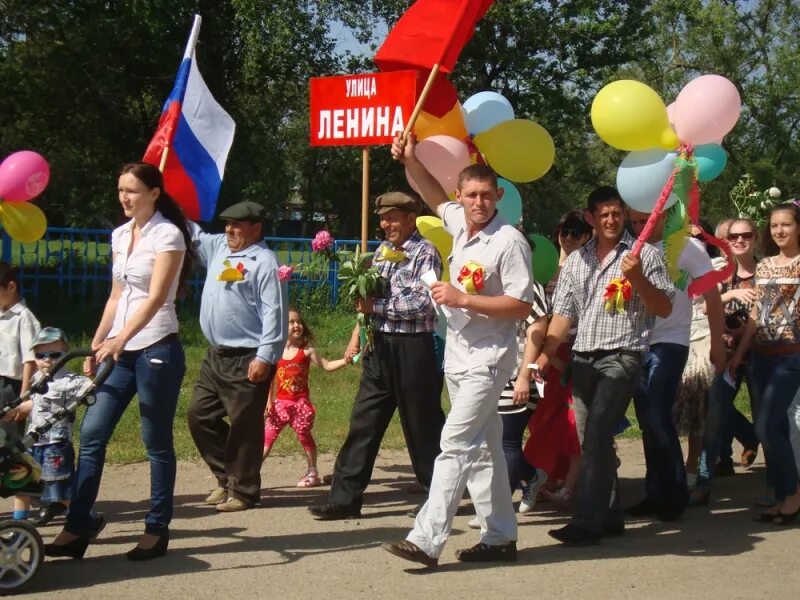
[0,346,113,594]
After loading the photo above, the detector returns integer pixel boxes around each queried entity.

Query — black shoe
[89,515,106,542]
[126,530,169,561]
[30,502,67,527]
[44,535,91,560]
[382,540,438,567]
[548,524,602,546]
[714,460,736,477]
[625,498,660,517]
[455,541,517,562]
[774,508,800,526]
[657,501,686,522]
[308,503,361,521]
[602,522,625,537]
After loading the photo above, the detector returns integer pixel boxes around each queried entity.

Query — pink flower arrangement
[277,265,294,282]
[311,229,334,253]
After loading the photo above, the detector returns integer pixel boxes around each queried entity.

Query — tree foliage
[1,1,797,238]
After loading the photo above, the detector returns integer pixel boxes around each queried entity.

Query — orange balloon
[413,102,468,141]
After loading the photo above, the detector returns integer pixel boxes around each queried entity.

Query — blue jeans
[747,351,800,502]
[633,343,690,505]
[67,336,185,535]
[501,409,536,491]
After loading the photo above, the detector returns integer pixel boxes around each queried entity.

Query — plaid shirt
[372,231,441,333]
[552,231,675,352]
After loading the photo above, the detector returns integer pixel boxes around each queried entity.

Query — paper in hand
[421,269,470,332]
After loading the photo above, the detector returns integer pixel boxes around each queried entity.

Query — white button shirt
[0,301,40,380]
[109,211,186,351]
[439,202,534,375]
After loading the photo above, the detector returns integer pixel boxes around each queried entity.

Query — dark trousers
[329,331,445,510]
[633,343,690,505]
[501,409,536,491]
[188,347,273,505]
[571,350,642,533]
[0,376,24,439]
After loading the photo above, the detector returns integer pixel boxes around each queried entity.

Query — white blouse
[108,211,186,351]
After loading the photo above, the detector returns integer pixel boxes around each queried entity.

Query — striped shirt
[498,281,549,414]
[372,231,442,334]
[552,231,675,352]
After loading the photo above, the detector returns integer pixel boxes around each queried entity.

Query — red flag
[374,0,493,73]
[414,70,458,117]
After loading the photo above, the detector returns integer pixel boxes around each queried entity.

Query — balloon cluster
[409,90,555,225]
[591,75,740,213]
[0,151,50,243]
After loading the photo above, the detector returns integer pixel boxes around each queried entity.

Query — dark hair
[762,203,800,257]
[556,211,592,236]
[457,164,498,190]
[288,307,315,347]
[0,262,19,289]
[119,162,196,291]
[587,186,624,214]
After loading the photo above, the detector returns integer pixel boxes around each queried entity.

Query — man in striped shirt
[309,191,445,521]
[535,186,674,546]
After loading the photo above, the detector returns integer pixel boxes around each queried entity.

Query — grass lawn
[27,289,753,464]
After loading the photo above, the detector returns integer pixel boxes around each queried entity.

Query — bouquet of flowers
[730,174,781,227]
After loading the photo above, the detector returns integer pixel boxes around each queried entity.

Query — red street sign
[310,71,418,147]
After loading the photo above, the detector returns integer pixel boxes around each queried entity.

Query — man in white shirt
[626,209,725,521]
[382,135,534,568]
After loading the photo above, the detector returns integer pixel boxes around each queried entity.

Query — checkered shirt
[372,231,441,334]
[551,231,675,352]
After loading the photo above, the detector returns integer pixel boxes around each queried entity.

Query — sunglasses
[727,231,754,241]
[559,228,584,239]
[34,351,65,360]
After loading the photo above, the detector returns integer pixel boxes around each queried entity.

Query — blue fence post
[1,231,10,263]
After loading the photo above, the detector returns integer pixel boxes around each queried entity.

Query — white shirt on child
[0,301,40,381]
[109,211,186,351]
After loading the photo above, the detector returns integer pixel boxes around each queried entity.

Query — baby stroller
[0,350,113,595]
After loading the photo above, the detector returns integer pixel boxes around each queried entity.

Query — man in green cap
[187,201,288,512]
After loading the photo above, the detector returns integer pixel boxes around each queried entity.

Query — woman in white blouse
[46,162,194,561]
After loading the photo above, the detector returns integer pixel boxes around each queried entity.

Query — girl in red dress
[263,308,349,487]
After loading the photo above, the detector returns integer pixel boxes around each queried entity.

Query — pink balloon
[406,135,471,196]
[0,151,51,202]
[673,75,741,145]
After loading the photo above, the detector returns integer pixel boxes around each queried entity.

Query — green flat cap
[219,201,266,222]
[31,327,68,349]
[374,191,423,215]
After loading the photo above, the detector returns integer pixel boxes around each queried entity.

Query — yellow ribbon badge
[603,277,632,313]
[457,260,486,294]
[377,245,408,263]
[217,259,245,282]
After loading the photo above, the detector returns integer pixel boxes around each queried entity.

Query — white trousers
[406,366,516,558]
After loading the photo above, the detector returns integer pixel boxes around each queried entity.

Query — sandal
[297,470,321,488]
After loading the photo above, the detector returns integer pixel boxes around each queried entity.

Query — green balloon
[528,233,559,285]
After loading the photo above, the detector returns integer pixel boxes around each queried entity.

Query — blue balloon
[695,144,727,182]
[462,91,514,136]
[497,178,522,225]
[616,149,680,213]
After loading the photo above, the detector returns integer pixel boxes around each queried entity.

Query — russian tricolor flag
[143,15,235,222]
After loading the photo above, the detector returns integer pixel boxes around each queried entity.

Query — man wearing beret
[188,201,287,512]
[309,191,445,520]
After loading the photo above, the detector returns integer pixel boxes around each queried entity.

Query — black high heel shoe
[44,535,91,560]
[126,530,169,561]
[753,511,778,523]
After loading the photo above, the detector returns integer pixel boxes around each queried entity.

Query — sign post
[310,71,417,250]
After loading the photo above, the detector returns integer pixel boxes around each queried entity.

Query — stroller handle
[27,349,114,396]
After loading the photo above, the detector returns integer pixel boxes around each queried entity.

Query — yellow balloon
[416,216,452,282]
[473,119,555,183]
[0,201,47,243]
[413,102,468,141]
[591,80,674,151]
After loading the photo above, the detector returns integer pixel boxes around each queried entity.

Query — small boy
[0,261,40,418]
[10,327,89,526]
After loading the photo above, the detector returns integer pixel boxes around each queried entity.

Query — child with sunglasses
[11,328,91,526]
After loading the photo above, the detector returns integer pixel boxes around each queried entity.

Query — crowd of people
[1,142,798,567]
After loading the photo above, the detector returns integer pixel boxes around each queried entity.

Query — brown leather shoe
[455,541,517,562]
[741,448,758,468]
[382,540,438,567]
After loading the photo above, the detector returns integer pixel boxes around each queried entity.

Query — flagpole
[156,15,202,175]
[402,64,440,139]
[361,148,370,252]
